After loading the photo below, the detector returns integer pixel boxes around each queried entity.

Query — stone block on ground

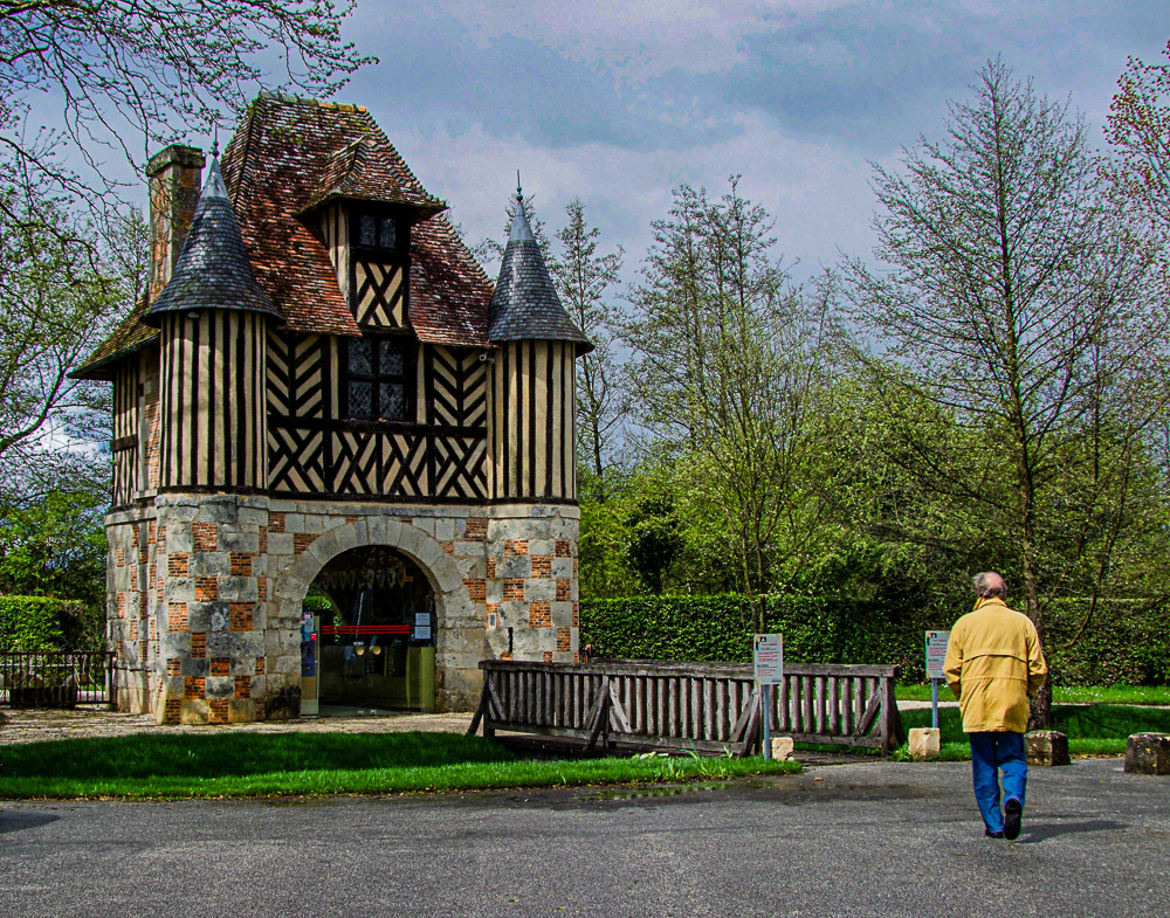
[908,727,941,760]
[770,736,795,761]
[1026,729,1070,766]
[1125,733,1170,775]
[180,698,210,725]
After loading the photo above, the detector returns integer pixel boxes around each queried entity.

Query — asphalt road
[1,757,1166,917]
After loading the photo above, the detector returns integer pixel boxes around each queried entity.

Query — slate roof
[75,94,496,378]
[146,158,280,323]
[489,199,592,352]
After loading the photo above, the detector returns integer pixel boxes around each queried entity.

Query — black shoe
[985,829,1004,838]
[1004,798,1022,840]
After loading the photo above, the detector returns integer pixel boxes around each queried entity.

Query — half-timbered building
[73,94,589,723]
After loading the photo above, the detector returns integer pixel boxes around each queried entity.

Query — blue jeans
[968,731,1027,833]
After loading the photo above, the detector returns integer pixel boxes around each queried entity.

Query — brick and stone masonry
[108,495,579,724]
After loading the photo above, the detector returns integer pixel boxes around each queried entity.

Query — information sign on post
[925,630,950,679]
[753,633,784,684]
[925,630,950,729]
[753,634,783,760]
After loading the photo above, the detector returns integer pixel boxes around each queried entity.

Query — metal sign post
[753,634,784,760]
[925,630,950,730]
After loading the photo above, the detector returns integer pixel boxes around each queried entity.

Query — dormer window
[345,335,414,422]
[354,209,404,254]
[359,213,397,250]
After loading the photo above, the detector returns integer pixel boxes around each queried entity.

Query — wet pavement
[2,756,1166,917]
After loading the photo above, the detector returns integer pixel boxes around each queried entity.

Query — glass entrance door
[307,546,436,712]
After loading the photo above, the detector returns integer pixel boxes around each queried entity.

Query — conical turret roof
[489,195,591,353]
[147,158,280,323]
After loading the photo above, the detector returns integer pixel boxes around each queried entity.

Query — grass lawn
[0,731,800,800]
[896,684,1170,705]
[897,704,1170,760]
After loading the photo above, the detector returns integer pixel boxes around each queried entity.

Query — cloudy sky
[324,1,1169,284]
[42,2,1163,287]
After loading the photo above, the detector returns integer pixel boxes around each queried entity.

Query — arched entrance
[306,545,436,711]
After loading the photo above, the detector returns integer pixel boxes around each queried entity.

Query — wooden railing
[0,651,116,708]
[468,659,904,756]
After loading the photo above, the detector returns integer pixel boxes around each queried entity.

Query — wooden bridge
[467,659,904,756]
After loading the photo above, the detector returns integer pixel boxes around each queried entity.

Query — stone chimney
[147,144,206,301]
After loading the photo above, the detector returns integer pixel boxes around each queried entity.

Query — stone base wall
[484,507,579,663]
[107,495,580,723]
[154,494,269,725]
[107,511,159,714]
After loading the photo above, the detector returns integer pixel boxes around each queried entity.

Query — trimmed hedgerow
[1043,599,1170,687]
[580,595,1170,686]
[0,595,80,651]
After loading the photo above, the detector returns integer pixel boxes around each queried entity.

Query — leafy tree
[0,488,106,603]
[624,495,684,595]
[843,60,1170,724]
[550,200,626,499]
[0,190,129,498]
[624,179,839,630]
[0,486,108,649]
[577,493,642,599]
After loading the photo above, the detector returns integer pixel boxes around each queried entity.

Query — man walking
[944,572,1048,840]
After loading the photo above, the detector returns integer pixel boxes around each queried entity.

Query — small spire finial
[516,169,523,204]
[211,125,220,159]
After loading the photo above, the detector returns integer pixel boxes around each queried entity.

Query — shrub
[0,595,83,651]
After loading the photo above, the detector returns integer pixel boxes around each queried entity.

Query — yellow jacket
[943,596,1047,733]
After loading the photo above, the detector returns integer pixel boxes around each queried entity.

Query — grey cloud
[344,2,1170,159]
[715,0,1170,150]
[347,9,735,152]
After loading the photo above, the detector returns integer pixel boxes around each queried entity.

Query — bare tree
[0,1,366,496]
[0,0,371,221]
[1105,39,1170,235]
[844,60,1170,725]
[550,199,626,500]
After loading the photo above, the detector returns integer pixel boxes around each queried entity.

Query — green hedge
[0,595,82,651]
[1043,600,1170,686]
[580,595,1170,686]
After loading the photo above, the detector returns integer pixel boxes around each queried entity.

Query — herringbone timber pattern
[427,346,487,427]
[267,331,325,418]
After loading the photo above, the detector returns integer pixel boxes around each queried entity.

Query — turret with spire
[486,179,591,501]
[148,155,279,491]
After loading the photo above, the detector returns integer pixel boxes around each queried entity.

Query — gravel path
[0,705,475,746]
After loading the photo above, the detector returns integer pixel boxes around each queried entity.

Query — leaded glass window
[354,210,401,253]
[378,217,396,249]
[346,337,412,421]
[359,214,378,247]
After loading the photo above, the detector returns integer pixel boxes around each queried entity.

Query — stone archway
[274,516,483,713]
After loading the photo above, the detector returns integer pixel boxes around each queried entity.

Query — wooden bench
[467,659,904,756]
